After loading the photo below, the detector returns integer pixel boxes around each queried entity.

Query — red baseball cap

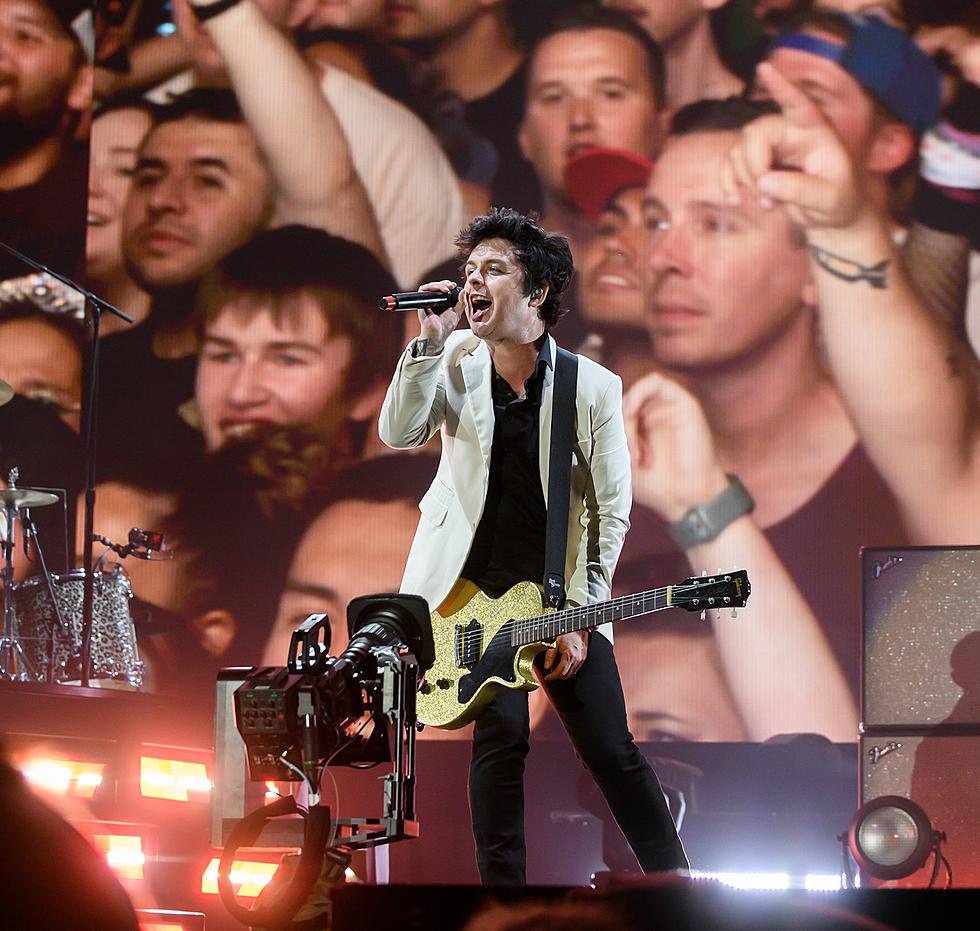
[564,147,654,223]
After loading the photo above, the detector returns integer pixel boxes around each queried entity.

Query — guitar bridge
[454,619,482,669]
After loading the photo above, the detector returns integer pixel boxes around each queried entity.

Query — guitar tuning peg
[701,569,707,577]
[700,610,706,621]
[731,608,738,619]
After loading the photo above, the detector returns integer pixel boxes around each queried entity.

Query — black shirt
[461,340,552,597]
[95,320,203,491]
[0,145,88,281]
[463,62,542,216]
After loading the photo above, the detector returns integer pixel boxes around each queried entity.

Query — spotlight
[93,832,146,881]
[201,857,279,898]
[19,757,105,799]
[841,795,951,887]
[139,756,211,801]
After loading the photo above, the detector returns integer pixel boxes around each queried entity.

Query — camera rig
[212,593,434,928]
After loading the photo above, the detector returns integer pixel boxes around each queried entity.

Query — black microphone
[379,285,461,313]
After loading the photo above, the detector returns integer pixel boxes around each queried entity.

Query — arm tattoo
[809,244,890,288]
[411,338,444,359]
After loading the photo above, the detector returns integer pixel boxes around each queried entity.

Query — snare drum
[11,568,144,689]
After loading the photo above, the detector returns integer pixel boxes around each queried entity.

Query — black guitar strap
[543,346,579,609]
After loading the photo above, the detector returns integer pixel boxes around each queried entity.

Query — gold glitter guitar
[417,570,751,729]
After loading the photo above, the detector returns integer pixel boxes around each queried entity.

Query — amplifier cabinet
[861,546,980,729]
[860,731,980,887]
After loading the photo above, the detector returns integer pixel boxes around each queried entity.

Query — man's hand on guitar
[542,630,589,682]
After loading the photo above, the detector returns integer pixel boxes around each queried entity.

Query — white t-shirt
[319,66,466,288]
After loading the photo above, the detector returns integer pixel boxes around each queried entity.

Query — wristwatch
[669,474,755,549]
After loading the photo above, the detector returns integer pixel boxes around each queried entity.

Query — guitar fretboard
[507,585,674,647]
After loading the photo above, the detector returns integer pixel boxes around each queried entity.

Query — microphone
[379,285,461,313]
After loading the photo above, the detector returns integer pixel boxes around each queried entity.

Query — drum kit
[1,379,143,689]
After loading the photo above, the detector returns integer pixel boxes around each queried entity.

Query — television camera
[215,593,433,929]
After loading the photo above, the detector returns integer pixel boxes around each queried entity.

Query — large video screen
[1,0,977,745]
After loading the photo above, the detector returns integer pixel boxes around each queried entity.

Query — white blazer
[378,331,632,636]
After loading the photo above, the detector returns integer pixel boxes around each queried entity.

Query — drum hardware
[0,237,134,688]
[0,468,143,688]
[20,510,73,684]
[0,467,59,681]
[93,528,174,566]
[12,567,143,689]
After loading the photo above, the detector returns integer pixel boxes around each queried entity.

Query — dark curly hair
[455,207,574,329]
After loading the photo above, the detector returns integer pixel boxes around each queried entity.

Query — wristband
[409,338,444,359]
[190,0,244,23]
[669,474,755,549]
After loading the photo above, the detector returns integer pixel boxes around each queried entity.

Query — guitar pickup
[454,619,482,669]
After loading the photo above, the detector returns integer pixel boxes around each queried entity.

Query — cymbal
[0,488,58,509]
[0,378,12,406]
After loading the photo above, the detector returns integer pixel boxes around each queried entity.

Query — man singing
[379,207,687,885]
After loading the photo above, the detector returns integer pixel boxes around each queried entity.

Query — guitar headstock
[672,570,751,613]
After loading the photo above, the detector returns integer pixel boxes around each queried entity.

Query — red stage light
[201,857,280,898]
[136,908,206,931]
[19,757,105,798]
[139,756,211,801]
[93,833,146,881]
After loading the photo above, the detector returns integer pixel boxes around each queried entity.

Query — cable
[217,794,332,930]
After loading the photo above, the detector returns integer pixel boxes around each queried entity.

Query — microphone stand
[0,240,133,687]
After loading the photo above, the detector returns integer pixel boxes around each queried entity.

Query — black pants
[468,632,689,885]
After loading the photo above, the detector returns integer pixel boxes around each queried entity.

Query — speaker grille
[862,547,980,728]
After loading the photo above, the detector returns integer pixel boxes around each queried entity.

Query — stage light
[804,873,843,892]
[139,756,212,801]
[137,908,206,931]
[690,871,790,890]
[93,833,146,881]
[201,857,280,898]
[19,758,105,798]
[843,795,950,887]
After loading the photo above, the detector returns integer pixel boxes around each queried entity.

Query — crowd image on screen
[517,5,667,258]
[561,147,652,382]
[0,0,976,745]
[602,0,746,108]
[85,99,153,331]
[0,0,92,280]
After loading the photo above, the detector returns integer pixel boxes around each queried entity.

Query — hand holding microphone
[381,279,463,350]
[379,284,461,313]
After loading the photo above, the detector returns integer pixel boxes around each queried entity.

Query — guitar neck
[508,585,674,647]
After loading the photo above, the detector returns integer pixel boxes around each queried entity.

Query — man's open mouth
[470,295,492,319]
